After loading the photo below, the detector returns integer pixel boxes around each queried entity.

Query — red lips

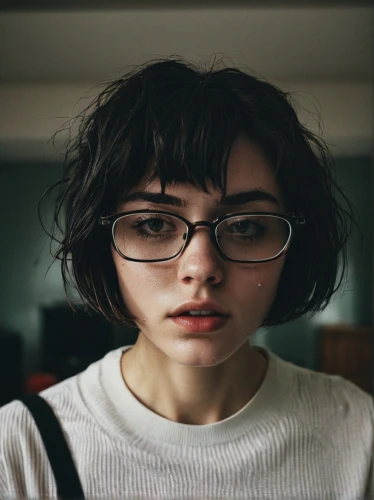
[169,300,230,318]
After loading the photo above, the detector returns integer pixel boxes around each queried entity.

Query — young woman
[0,58,373,500]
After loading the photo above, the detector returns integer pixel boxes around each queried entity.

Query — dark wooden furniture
[318,324,373,395]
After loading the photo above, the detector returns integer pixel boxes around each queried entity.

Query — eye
[225,218,264,236]
[229,220,258,235]
[136,216,175,234]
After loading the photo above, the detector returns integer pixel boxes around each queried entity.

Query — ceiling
[0,5,373,82]
[1,0,373,9]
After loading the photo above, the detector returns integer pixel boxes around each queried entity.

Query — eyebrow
[120,190,280,208]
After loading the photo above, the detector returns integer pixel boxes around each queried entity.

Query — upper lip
[169,300,230,317]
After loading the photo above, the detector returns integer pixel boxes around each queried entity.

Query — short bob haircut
[50,57,357,328]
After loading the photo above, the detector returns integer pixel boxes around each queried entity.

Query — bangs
[145,84,244,195]
[103,74,247,211]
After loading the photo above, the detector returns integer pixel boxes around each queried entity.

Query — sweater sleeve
[364,397,374,499]
[0,443,8,498]
[366,460,373,500]
[0,400,33,499]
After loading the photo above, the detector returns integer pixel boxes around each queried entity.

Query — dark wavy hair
[47,57,358,328]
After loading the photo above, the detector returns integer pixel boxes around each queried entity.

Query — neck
[120,334,268,425]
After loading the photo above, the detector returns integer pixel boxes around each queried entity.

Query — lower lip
[170,315,228,333]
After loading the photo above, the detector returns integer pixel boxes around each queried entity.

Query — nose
[176,226,224,285]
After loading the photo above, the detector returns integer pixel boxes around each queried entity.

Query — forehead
[225,136,279,195]
[134,136,283,206]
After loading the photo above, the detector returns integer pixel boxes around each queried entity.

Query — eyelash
[132,215,172,241]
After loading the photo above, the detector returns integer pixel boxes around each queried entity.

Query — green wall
[0,162,66,375]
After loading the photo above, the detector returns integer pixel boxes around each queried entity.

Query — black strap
[19,394,85,500]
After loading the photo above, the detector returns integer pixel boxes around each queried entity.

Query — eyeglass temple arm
[99,217,111,226]
[288,213,306,226]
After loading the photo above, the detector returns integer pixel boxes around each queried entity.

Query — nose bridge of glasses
[188,220,217,240]
[182,220,219,254]
[190,220,214,229]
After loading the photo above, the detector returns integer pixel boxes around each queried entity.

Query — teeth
[186,310,217,316]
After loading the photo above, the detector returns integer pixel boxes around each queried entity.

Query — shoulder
[0,369,96,439]
[281,359,374,441]
[0,376,80,466]
[0,374,94,495]
[0,352,116,497]
[267,348,373,417]
[289,361,373,411]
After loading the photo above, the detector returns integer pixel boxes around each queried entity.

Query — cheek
[253,259,284,288]
[112,251,174,314]
[230,258,284,308]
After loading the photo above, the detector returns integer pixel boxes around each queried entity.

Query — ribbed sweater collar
[78,344,292,448]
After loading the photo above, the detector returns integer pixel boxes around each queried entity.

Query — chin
[167,339,239,368]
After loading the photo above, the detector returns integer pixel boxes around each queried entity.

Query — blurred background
[0,0,373,405]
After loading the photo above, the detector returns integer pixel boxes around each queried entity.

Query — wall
[1,80,373,161]
[0,162,65,375]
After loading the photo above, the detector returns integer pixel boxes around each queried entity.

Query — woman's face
[112,136,286,367]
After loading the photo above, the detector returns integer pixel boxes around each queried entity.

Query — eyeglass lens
[113,213,291,262]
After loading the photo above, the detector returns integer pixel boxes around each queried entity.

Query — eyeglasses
[99,210,306,263]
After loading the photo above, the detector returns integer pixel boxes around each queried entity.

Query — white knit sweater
[0,345,373,500]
